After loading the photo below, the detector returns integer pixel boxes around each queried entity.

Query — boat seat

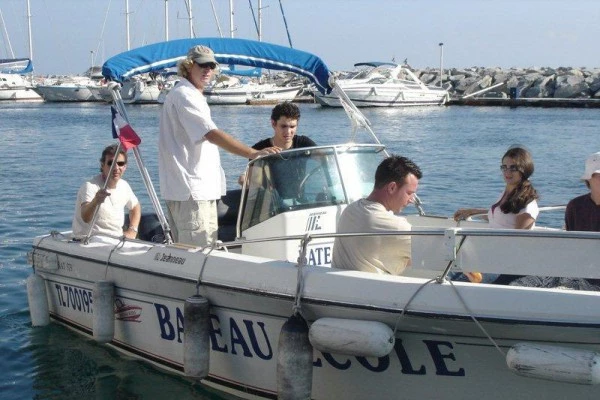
[122,190,242,244]
[125,213,165,243]
[217,189,242,242]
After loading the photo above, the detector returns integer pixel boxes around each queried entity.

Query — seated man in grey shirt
[331,155,422,275]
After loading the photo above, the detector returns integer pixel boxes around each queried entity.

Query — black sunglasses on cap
[195,62,217,70]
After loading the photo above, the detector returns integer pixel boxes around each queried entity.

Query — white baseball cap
[581,152,600,180]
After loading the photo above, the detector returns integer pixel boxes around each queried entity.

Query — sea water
[1,102,598,399]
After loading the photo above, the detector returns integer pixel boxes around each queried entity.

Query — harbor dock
[448,97,600,108]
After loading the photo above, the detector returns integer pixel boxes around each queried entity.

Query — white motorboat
[204,75,302,105]
[34,67,105,102]
[27,38,600,400]
[34,77,101,102]
[95,75,166,105]
[120,76,163,104]
[314,62,449,107]
[0,58,41,101]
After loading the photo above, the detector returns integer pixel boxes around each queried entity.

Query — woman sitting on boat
[453,145,539,283]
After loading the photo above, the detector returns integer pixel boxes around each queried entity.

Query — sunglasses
[106,160,127,167]
[500,165,519,172]
[195,62,217,70]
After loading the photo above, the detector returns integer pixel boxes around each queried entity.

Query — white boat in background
[34,66,105,102]
[314,62,449,107]
[119,75,163,104]
[0,58,41,101]
[204,75,302,105]
[0,2,41,101]
[27,38,600,400]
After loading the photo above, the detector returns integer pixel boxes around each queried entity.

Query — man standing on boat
[159,45,279,247]
[331,155,422,275]
[72,144,141,239]
[238,101,316,192]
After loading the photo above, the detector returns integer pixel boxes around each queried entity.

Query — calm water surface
[1,102,598,399]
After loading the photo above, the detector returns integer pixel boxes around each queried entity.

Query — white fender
[27,274,50,326]
[309,318,394,358]
[507,342,600,385]
[93,281,115,343]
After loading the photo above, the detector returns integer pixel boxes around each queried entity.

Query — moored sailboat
[0,58,41,100]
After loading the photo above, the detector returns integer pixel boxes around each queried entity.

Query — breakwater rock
[414,67,600,99]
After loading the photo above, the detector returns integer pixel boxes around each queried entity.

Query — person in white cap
[159,45,279,247]
[509,152,600,291]
[565,151,600,232]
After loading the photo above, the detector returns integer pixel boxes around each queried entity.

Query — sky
[1,0,599,76]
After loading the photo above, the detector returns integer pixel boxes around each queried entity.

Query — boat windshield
[240,145,384,231]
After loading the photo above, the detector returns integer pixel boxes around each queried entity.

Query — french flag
[111,106,141,151]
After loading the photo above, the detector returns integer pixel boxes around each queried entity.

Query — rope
[30,233,55,271]
[93,0,113,65]
[195,241,221,295]
[391,277,505,358]
[103,236,126,280]
[447,279,506,357]
[292,233,310,316]
[392,278,436,335]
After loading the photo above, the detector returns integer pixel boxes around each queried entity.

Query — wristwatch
[130,226,138,233]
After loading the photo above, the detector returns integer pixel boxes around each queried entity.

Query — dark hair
[99,144,127,171]
[500,147,539,213]
[374,155,422,189]
[271,102,300,122]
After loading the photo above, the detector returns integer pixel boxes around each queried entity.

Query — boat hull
[205,85,301,105]
[0,87,42,100]
[30,234,600,399]
[34,85,101,102]
[315,86,448,107]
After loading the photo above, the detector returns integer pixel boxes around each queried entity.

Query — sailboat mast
[186,0,194,38]
[26,0,33,60]
[229,0,234,38]
[258,0,262,42]
[125,0,131,50]
[164,0,169,41]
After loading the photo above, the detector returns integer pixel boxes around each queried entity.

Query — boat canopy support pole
[331,80,426,215]
[109,83,174,244]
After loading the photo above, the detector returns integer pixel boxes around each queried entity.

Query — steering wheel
[297,165,324,200]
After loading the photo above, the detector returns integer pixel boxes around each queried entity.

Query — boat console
[237,144,385,265]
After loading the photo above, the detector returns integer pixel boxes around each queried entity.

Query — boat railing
[464,205,567,222]
[212,227,600,282]
[42,222,600,285]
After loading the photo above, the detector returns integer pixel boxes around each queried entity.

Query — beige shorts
[166,199,218,247]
